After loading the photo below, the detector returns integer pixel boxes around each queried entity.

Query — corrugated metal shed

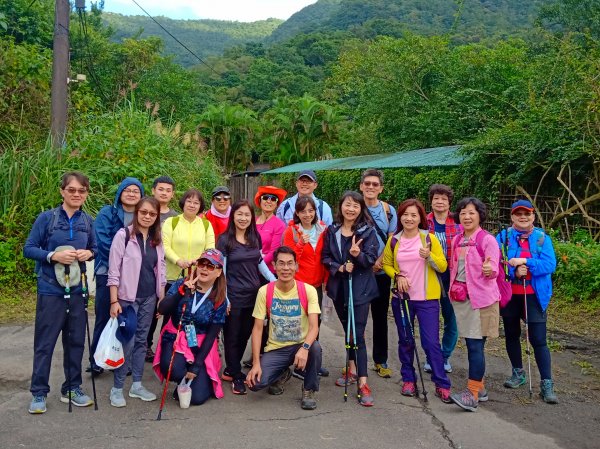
[262,145,464,174]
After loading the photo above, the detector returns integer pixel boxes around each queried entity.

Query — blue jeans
[440,294,458,360]
[465,337,487,381]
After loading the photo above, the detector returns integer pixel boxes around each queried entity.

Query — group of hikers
[24,168,559,415]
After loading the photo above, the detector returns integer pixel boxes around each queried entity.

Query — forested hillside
[269,0,549,43]
[103,13,283,67]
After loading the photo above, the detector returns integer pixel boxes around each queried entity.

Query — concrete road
[0,314,565,449]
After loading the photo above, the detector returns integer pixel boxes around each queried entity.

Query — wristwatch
[302,342,311,350]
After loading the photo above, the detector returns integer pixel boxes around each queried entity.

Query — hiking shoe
[268,368,292,395]
[28,395,47,414]
[503,368,526,389]
[435,387,452,404]
[479,387,489,402]
[221,369,234,382]
[129,384,157,402]
[423,360,432,373]
[145,347,155,363]
[110,387,126,407]
[318,367,330,377]
[451,389,478,412]
[444,358,453,373]
[60,387,94,407]
[301,387,317,410]
[540,379,559,404]
[401,381,416,397]
[358,383,374,407]
[374,363,392,378]
[232,378,247,395]
[335,371,357,387]
[292,368,305,381]
[243,359,253,369]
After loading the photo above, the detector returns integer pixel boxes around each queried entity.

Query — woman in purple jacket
[107,197,166,408]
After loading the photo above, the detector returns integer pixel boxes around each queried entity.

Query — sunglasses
[261,194,279,202]
[362,181,381,187]
[213,195,231,201]
[63,187,88,195]
[197,260,220,271]
[138,210,158,218]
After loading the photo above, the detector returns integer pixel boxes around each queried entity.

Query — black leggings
[503,316,552,379]
[333,297,370,378]
[223,306,255,378]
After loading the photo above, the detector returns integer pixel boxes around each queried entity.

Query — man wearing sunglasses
[204,186,232,241]
[359,169,397,379]
[88,177,144,376]
[277,170,333,226]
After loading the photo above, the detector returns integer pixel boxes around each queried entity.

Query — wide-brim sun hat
[254,185,287,207]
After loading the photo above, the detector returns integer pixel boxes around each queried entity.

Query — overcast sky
[103,0,318,22]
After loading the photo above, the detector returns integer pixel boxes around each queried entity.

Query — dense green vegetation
[1,0,599,310]
[104,13,283,67]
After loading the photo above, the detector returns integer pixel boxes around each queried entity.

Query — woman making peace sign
[322,191,379,406]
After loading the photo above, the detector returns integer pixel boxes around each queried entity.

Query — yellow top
[162,214,215,281]
[253,282,320,352]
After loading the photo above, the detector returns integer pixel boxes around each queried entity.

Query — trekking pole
[523,278,533,399]
[343,268,352,402]
[157,301,188,420]
[348,272,359,402]
[80,262,98,410]
[402,292,428,402]
[63,265,73,413]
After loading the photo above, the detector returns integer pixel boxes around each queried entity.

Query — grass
[0,286,37,324]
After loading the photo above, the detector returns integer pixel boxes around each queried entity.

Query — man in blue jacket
[24,172,97,414]
[88,177,144,374]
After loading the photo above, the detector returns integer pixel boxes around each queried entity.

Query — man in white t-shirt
[246,246,322,410]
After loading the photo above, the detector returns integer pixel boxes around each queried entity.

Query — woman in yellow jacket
[163,188,216,292]
[382,199,451,403]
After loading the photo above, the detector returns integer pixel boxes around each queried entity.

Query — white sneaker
[110,387,126,407]
[129,384,157,401]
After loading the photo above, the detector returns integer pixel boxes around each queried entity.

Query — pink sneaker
[435,386,452,403]
[401,381,416,397]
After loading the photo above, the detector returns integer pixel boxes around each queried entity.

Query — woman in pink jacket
[448,197,499,412]
[107,197,166,408]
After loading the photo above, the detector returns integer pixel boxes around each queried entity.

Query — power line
[129,0,220,75]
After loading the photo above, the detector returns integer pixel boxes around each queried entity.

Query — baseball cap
[116,305,137,344]
[211,186,230,197]
[511,199,534,213]
[296,170,317,182]
[198,248,225,268]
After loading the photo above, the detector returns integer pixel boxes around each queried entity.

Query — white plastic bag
[177,378,193,409]
[93,317,124,370]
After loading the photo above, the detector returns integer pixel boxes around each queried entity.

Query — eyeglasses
[261,194,279,202]
[213,195,231,201]
[123,188,141,195]
[275,261,296,268]
[197,261,219,271]
[63,187,88,195]
[362,181,381,187]
[138,210,158,218]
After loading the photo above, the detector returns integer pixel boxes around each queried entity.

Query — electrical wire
[77,8,109,100]
[129,0,220,75]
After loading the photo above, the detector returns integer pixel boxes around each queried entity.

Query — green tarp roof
[262,145,464,174]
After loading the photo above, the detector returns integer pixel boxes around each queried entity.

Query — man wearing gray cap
[205,186,232,241]
[276,170,333,226]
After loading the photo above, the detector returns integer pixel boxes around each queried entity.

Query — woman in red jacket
[282,196,329,378]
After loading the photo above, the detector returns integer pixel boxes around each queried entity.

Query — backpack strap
[202,217,210,233]
[381,201,391,224]
[171,216,180,231]
[266,281,308,317]
[474,229,489,260]
[282,201,291,219]
[317,199,324,220]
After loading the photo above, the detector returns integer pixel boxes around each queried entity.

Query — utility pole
[50,0,70,151]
